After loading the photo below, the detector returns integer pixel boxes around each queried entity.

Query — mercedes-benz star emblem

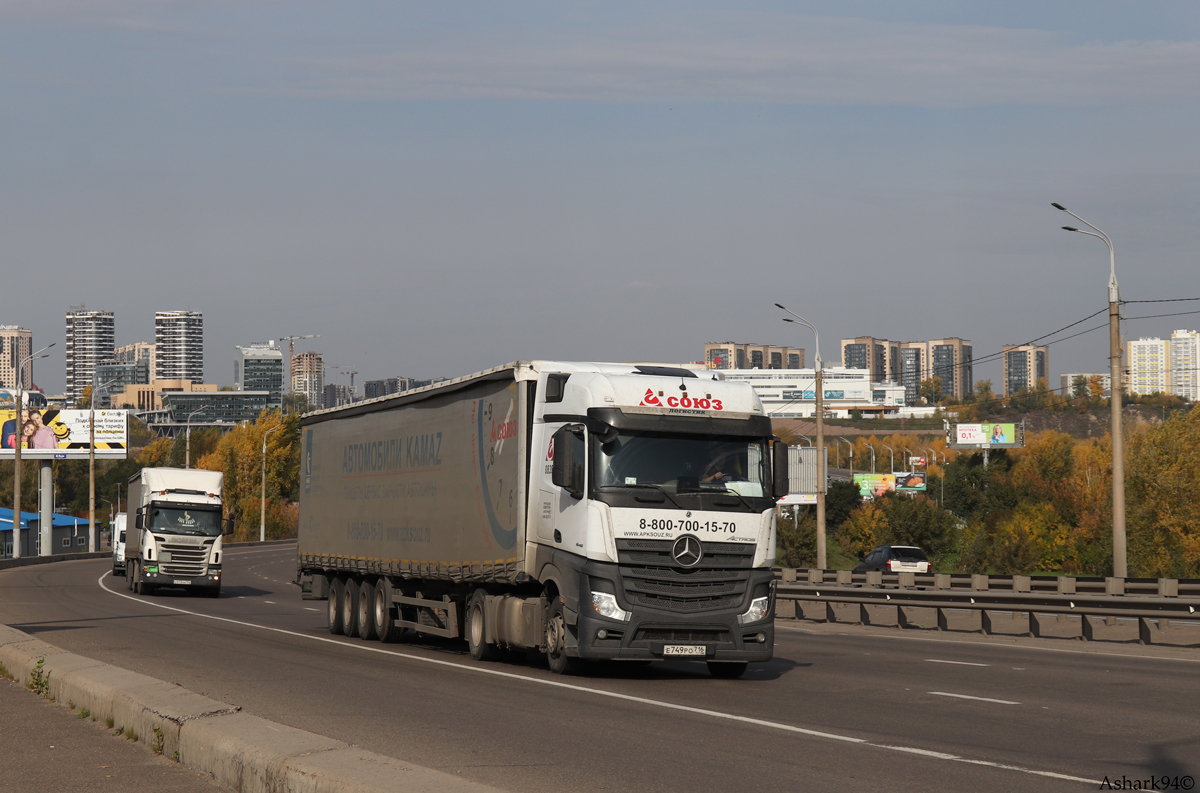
[671,534,703,568]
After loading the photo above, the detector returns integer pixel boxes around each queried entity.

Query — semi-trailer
[125,467,227,597]
[296,361,787,677]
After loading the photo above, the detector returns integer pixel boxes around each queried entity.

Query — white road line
[929,692,1020,705]
[304,607,320,612]
[95,571,1099,786]
[925,659,990,667]
[264,601,275,604]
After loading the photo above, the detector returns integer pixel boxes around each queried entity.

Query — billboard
[853,473,895,498]
[950,422,1023,449]
[0,409,128,459]
[895,471,927,492]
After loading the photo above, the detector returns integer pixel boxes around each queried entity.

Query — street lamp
[101,498,114,549]
[797,434,812,447]
[89,376,120,554]
[260,424,284,542]
[836,437,854,480]
[881,444,895,473]
[184,408,205,469]
[777,303,826,569]
[1053,201,1126,578]
[11,342,54,559]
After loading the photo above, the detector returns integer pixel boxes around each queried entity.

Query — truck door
[538,423,589,554]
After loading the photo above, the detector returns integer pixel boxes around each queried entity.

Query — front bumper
[141,564,221,589]
[574,561,775,663]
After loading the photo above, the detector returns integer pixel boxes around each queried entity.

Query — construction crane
[279,334,319,396]
[330,366,360,396]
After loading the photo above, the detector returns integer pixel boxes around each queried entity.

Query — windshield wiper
[712,488,757,512]
[602,483,687,510]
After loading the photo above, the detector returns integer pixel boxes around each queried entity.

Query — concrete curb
[0,624,501,793]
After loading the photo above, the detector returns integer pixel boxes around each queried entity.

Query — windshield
[594,432,768,497]
[148,507,222,536]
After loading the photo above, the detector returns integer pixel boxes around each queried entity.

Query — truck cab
[112,514,127,577]
[127,468,227,598]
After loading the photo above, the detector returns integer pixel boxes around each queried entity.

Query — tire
[328,577,346,635]
[341,577,360,638]
[356,579,378,640]
[706,661,748,679]
[372,579,403,642]
[545,597,581,675]
[467,590,496,662]
[127,562,135,591]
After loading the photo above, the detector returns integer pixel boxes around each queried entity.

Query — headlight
[737,596,770,625]
[591,592,631,622]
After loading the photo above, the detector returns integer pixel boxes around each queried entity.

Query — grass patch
[105,716,114,729]
[151,725,164,755]
[78,709,91,720]
[123,726,138,742]
[26,657,50,698]
[0,662,11,681]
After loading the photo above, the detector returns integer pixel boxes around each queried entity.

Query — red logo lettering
[640,388,662,407]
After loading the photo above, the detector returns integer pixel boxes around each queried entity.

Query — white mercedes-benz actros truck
[296,362,787,677]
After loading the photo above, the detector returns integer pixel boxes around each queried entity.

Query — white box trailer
[297,361,787,677]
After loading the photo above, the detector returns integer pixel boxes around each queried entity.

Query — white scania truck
[296,362,787,677]
[126,468,228,597]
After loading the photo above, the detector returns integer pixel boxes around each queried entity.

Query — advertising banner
[910,456,927,467]
[953,423,1019,448]
[853,473,895,498]
[0,409,128,459]
[895,471,927,492]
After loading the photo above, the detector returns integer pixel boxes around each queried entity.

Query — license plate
[663,645,706,657]
[173,580,192,585]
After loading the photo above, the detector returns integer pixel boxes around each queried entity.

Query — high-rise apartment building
[1002,344,1049,397]
[65,306,115,404]
[705,342,804,370]
[115,341,157,381]
[323,384,353,410]
[840,337,899,382]
[841,336,972,403]
[1168,329,1200,401]
[234,342,284,409]
[95,359,150,408]
[292,351,324,409]
[1060,372,1111,397]
[1126,337,1169,396]
[155,311,204,381]
[0,326,33,389]
[362,377,420,400]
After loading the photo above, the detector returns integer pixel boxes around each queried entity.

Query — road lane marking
[929,692,1020,705]
[925,659,990,667]
[96,572,1099,786]
[304,607,320,612]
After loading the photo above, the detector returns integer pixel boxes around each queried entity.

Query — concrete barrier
[0,624,501,793]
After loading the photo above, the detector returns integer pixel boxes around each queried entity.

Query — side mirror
[134,508,144,530]
[224,516,235,536]
[772,441,789,498]
[551,427,585,498]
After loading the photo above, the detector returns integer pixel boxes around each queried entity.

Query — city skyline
[2,4,1198,397]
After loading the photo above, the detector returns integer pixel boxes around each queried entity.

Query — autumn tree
[919,377,942,405]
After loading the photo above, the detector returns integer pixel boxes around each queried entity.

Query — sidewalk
[0,675,230,793]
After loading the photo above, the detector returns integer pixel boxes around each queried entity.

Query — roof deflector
[632,366,697,378]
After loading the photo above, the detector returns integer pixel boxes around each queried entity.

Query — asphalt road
[2,544,1197,793]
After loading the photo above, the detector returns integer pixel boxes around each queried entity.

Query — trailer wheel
[706,661,748,679]
[341,577,360,638]
[467,590,496,662]
[373,580,403,643]
[356,579,378,640]
[127,562,135,591]
[328,577,346,635]
[545,598,581,675]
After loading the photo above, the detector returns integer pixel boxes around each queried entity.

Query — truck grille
[616,539,754,614]
[160,542,211,577]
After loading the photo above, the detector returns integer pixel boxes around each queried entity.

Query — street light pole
[882,444,895,473]
[869,444,876,474]
[1054,202,1125,578]
[11,343,54,559]
[260,424,283,542]
[184,408,204,469]
[777,304,826,569]
[837,437,854,480]
[89,376,120,554]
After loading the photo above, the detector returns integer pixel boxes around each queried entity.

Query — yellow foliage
[992,503,1069,573]
[838,503,889,559]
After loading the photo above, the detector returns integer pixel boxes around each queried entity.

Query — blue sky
[3,2,1199,394]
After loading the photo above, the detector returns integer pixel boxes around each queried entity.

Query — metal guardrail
[775,568,1200,646]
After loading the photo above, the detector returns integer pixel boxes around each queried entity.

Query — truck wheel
[545,598,581,675]
[328,577,346,635]
[706,661,748,679]
[467,590,496,662]
[341,577,360,638]
[372,580,403,643]
[127,562,136,591]
[356,579,378,640]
